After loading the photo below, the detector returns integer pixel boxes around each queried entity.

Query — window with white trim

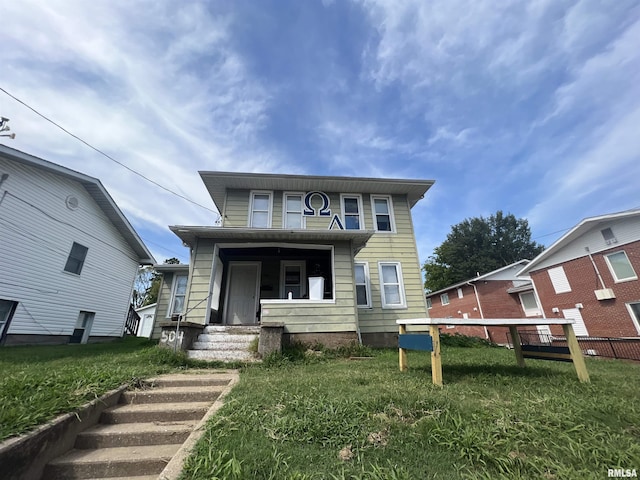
[169,275,188,317]
[64,242,89,275]
[354,262,371,308]
[426,297,432,309]
[378,262,406,308]
[441,293,449,305]
[249,191,272,228]
[371,195,394,232]
[341,194,364,230]
[604,251,637,282]
[283,193,304,229]
[548,266,571,293]
[457,288,463,299]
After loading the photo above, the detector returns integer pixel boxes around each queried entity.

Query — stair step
[204,325,261,334]
[75,421,196,448]
[43,444,181,479]
[120,385,223,404]
[101,401,211,424]
[197,333,259,343]
[146,372,235,387]
[192,340,254,350]
[187,350,258,362]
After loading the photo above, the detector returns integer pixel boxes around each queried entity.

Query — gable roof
[518,208,640,276]
[425,259,531,297]
[199,171,435,213]
[0,145,155,264]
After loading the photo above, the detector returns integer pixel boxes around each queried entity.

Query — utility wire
[0,86,220,218]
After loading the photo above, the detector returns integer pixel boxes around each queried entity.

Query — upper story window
[283,193,304,229]
[457,287,463,298]
[440,293,449,305]
[64,242,88,275]
[519,291,541,317]
[341,194,364,230]
[371,195,395,232]
[601,228,618,245]
[604,251,637,282]
[354,262,371,308]
[249,191,272,228]
[548,266,571,294]
[426,297,432,309]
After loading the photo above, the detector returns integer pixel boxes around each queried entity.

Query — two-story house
[424,260,543,344]
[0,145,155,345]
[518,209,640,338]
[154,171,434,347]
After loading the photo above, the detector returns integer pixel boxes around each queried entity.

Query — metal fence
[506,329,640,362]
[124,304,140,336]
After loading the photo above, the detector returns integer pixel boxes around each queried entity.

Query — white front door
[224,262,261,325]
[562,307,589,336]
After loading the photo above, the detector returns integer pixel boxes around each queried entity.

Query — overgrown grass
[181,344,640,480]
[0,337,222,441]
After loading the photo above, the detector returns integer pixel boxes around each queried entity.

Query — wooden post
[399,324,407,371]
[430,324,443,386]
[509,326,526,368]
[562,324,590,383]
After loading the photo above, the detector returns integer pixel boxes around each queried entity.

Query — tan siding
[222,189,249,227]
[184,239,214,325]
[356,194,428,333]
[150,273,173,340]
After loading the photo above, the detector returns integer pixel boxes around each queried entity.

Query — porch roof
[169,226,374,253]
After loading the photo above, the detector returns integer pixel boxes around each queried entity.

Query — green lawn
[0,337,208,442]
[181,344,640,480]
[1,338,638,479]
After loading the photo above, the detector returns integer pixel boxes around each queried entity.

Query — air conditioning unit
[594,288,616,300]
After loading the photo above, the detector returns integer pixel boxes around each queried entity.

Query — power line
[0,86,220,218]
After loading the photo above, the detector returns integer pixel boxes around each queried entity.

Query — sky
[2,0,639,267]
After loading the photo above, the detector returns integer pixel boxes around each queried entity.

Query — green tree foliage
[423,211,544,292]
[132,258,180,307]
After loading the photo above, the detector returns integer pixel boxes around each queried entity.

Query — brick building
[425,260,541,344]
[518,209,640,338]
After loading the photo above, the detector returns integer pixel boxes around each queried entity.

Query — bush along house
[154,171,434,358]
[517,209,640,339]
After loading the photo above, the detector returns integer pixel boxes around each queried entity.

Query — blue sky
[2,1,639,266]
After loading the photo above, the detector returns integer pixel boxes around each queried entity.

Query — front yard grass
[181,345,640,480]
[0,337,207,442]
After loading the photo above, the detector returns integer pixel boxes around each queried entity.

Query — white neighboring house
[135,303,157,338]
[0,145,155,345]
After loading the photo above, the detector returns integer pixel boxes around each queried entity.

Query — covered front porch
[171,227,372,344]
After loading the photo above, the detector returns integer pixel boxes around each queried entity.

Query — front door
[224,262,261,325]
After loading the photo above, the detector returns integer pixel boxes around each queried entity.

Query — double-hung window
[426,297,432,309]
[604,251,637,282]
[371,195,395,232]
[283,193,304,229]
[440,293,449,305]
[341,194,364,230]
[170,275,188,317]
[378,262,406,308]
[64,242,88,275]
[249,191,272,228]
[354,262,371,308]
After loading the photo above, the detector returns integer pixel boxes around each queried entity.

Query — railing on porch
[506,329,640,361]
[124,304,140,336]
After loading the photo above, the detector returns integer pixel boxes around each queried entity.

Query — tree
[422,211,544,292]
[131,258,180,307]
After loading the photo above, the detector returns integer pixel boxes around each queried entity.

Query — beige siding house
[160,172,433,347]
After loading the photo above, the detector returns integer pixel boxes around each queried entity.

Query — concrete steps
[41,371,236,480]
[187,325,260,362]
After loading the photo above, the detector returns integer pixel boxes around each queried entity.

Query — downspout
[352,240,363,345]
[468,281,490,339]
[584,247,607,289]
